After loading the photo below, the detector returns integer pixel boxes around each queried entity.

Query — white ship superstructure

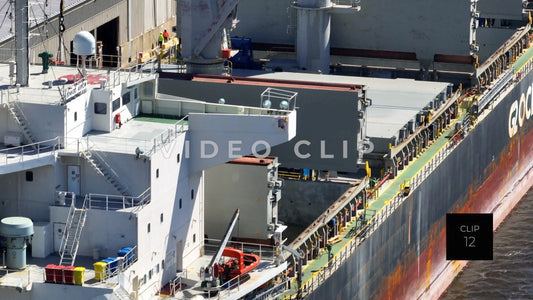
[0,29,297,298]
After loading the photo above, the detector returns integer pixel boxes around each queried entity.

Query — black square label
[446,213,493,260]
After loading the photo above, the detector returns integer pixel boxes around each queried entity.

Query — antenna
[73,31,96,77]
[57,0,66,64]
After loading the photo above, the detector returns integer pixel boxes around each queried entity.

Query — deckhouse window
[122,91,131,105]
[94,102,107,114]
[112,98,120,112]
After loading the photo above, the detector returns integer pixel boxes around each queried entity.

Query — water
[441,187,533,300]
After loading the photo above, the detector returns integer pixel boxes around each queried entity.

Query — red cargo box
[222,49,231,58]
[53,265,64,283]
[45,264,56,283]
[63,266,76,284]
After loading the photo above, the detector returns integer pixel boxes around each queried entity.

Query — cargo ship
[0,0,532,299]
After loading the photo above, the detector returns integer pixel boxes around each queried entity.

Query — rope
[29,1,58,80]
[0,1,12,37]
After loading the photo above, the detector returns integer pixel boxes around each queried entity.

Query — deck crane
[200,208,240,289]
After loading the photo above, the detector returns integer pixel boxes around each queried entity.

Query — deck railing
[145,115,189,156]
[0,137,60,166]
[203,238,278,262]
[294,112,473,298]
[86,187,151,211]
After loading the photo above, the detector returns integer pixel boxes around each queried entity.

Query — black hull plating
[306,71,533,299]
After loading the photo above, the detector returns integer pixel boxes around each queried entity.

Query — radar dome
[73,31,96,56]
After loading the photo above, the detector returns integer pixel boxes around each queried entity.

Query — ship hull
[306,70,533,299]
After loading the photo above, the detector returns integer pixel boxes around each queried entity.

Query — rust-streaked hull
[306,65,533,300]
[380,122,533,300]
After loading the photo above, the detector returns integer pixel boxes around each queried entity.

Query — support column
[293,0,360,74]
[14,0,29,86]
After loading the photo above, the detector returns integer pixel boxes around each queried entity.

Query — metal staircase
[113,286,131,300]
[81,149,130,196]
[6,101,37,147]
[59,195,88,266]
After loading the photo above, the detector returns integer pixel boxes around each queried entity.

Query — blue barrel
[302,169,310,180]
[102,257,119,273]
[117,247,133,266]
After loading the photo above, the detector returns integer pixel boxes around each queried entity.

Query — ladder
[59,195,88,266]
[81,149,130,196]
[6,102,37,147]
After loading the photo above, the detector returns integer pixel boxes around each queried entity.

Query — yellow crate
[93,262,107,280]
[73,267,85,285]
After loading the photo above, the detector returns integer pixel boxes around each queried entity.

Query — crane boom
[208,208,240,268]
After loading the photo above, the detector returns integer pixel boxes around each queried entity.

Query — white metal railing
[253,279,289,300]
[333,0,361,6]
[260,88,298,110]
[146,115,189,156]
[0,88,14,106]
[86,187,151,211]
[203,238,278,262]
[169,270,188,296]
[0,266,33,290]
[168,240,282,299]
[81,134,153,155]
[91,246,138,286]
[0,137,60,166]
[106,56,158,89]
[62,120,185,157]
[58,194,88,266]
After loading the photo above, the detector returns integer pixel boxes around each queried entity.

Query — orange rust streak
[191,75,362,92]
[377,124,533,300]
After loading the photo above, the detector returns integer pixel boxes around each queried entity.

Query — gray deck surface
[250,72,449,138]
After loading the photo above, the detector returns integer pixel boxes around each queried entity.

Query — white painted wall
[16,102,64,143]
[0,108,22,143]
[49,205,137,258]
[0,165,57,221]
[188,111,296,172]
[0,172,19,218]
[86,151,150,196]
[80,210,137,258]
[65,91,92,139]
[134,132,205,289]
[60,151,150,197]
[32,222,53,258]
[89,88,113,132]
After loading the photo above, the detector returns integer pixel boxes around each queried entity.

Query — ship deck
[0,253,108,291]
[82,117,187,155]
[288,110,466,295]
[174,254,286,300]
[0,248,286,299]
[0,63,155,105]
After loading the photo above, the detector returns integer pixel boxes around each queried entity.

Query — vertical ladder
[59,195,88,266]
[81,149,130,196]
[6,102,37,147]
